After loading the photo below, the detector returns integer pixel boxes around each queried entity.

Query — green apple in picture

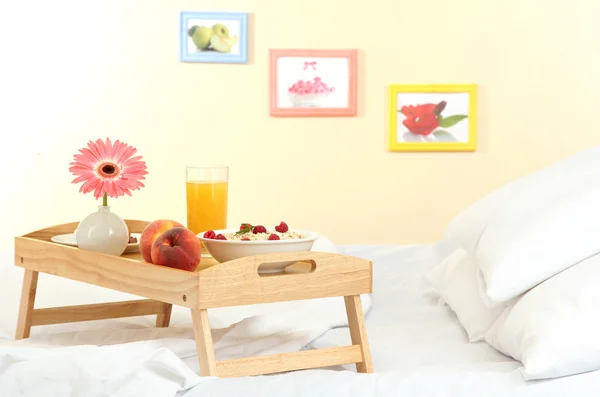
[226,36,239,47]
[188,25,214,50]
[210,35,238,53]
[212,23,230,38]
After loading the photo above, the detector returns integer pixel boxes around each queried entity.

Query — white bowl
[197,229,320,273]
[288,92,330,107]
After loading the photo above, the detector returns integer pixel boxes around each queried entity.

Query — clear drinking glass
[185,165,229,240]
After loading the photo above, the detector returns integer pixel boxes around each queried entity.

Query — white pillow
[485,252,600,380]
[426,248,508,342]
[310,236,337,253]
[445,145,600,256]
[475,178,600,306]
[443,181,521,254]
[444,145,600,306]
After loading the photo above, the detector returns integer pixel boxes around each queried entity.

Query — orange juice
[186,180,228,235]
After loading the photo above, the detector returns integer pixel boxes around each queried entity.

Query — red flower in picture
[400,103,440,136]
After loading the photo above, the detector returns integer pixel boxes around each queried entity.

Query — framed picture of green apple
[387,84,478,152]
[180,11,248,64]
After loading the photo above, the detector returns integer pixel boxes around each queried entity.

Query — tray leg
[16,269,39,340]
[156,303,172,327]
[344,295,373,373]
[191,308,217,376]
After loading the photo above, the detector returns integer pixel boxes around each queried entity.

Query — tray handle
[217,251,362,275]
[197,251,372,308]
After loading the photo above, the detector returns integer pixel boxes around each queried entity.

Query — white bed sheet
[3,243,600,396]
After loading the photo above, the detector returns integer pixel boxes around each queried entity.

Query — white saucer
[51,233,141,254]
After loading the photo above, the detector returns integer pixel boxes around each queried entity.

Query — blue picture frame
[179,11,248,64]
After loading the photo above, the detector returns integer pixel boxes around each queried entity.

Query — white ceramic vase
[75,205,129,256]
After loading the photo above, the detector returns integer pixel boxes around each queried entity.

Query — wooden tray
[13,220,374,378]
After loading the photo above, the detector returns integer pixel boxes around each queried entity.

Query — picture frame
[179,11,248,64]
[388,84,477,152]
[269,49,358,117]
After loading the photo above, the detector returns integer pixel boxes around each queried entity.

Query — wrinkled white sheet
[3,242,600,396]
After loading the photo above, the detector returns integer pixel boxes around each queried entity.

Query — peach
[150,227,201,271]
[140,219,185,263]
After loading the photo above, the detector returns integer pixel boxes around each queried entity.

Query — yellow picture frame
[388,84,477,152]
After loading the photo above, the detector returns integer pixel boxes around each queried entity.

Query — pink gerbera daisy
[69,138,148,202]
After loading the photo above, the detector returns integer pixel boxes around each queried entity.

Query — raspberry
[203,230,216,239]
[252,225,267,234]
[275,222,289,233]
[268,234,280,240]
[214,234,227,240]
[240,223,252,231]
[241,238,251,241]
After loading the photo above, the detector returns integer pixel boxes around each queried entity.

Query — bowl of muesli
[197,222,319,273]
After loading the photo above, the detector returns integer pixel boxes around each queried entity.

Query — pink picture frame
[269,49,358,117]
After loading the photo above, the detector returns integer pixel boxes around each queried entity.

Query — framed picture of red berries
[388,84,478,152]
[269,49,358,117]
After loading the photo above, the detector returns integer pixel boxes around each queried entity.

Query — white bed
[2,239,600,396]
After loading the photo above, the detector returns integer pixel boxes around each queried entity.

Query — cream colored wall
[1,0,599,250]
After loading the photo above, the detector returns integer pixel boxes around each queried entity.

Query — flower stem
[102,193,108,206]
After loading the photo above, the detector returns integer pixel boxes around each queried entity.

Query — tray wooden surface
[13,220,374,378]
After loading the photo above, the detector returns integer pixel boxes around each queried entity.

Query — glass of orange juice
[186,165,229,256]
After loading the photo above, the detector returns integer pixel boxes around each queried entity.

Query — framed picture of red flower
[388,84,477,152]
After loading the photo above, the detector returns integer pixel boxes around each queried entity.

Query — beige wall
[1,0,599,250]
